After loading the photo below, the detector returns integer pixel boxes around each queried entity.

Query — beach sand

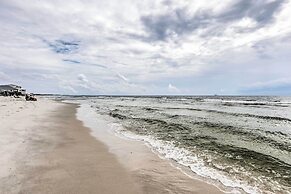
[0,97,223,194]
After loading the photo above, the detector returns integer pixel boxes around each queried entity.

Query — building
[0,84,26,96]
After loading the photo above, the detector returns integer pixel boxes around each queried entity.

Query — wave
[108,110,291,152]
[164,107,291,122]
[107,104,291,123]
[114,123,291,194]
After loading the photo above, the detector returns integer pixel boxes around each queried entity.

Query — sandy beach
[0,97,223,194]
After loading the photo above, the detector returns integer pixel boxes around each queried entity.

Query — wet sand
[0,97,224,193]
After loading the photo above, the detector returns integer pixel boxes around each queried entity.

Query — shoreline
[76,102,225,193]
[0,97,224,193]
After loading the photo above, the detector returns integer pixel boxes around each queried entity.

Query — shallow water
[79,96,291,193]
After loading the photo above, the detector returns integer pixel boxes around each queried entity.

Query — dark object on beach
[25,94,37,101]
[1,90,20,97]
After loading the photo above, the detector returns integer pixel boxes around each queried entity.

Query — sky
[0,0,291,95]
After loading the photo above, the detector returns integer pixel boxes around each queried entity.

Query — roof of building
[0,84,22,91]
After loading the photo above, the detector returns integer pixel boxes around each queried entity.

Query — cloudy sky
[1,0,291,95]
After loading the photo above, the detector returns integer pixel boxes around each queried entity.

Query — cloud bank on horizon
[0,0,291,95]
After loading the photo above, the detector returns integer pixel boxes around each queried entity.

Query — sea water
[76,96,291,194]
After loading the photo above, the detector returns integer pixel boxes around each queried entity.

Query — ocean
[72,96,291,193]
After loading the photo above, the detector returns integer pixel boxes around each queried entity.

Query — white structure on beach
[0,84,26,95]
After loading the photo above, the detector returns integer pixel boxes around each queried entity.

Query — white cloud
[0,0,291,94]
[77,74,88,83]
[243,77,291,89]
[168,83,180,93]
